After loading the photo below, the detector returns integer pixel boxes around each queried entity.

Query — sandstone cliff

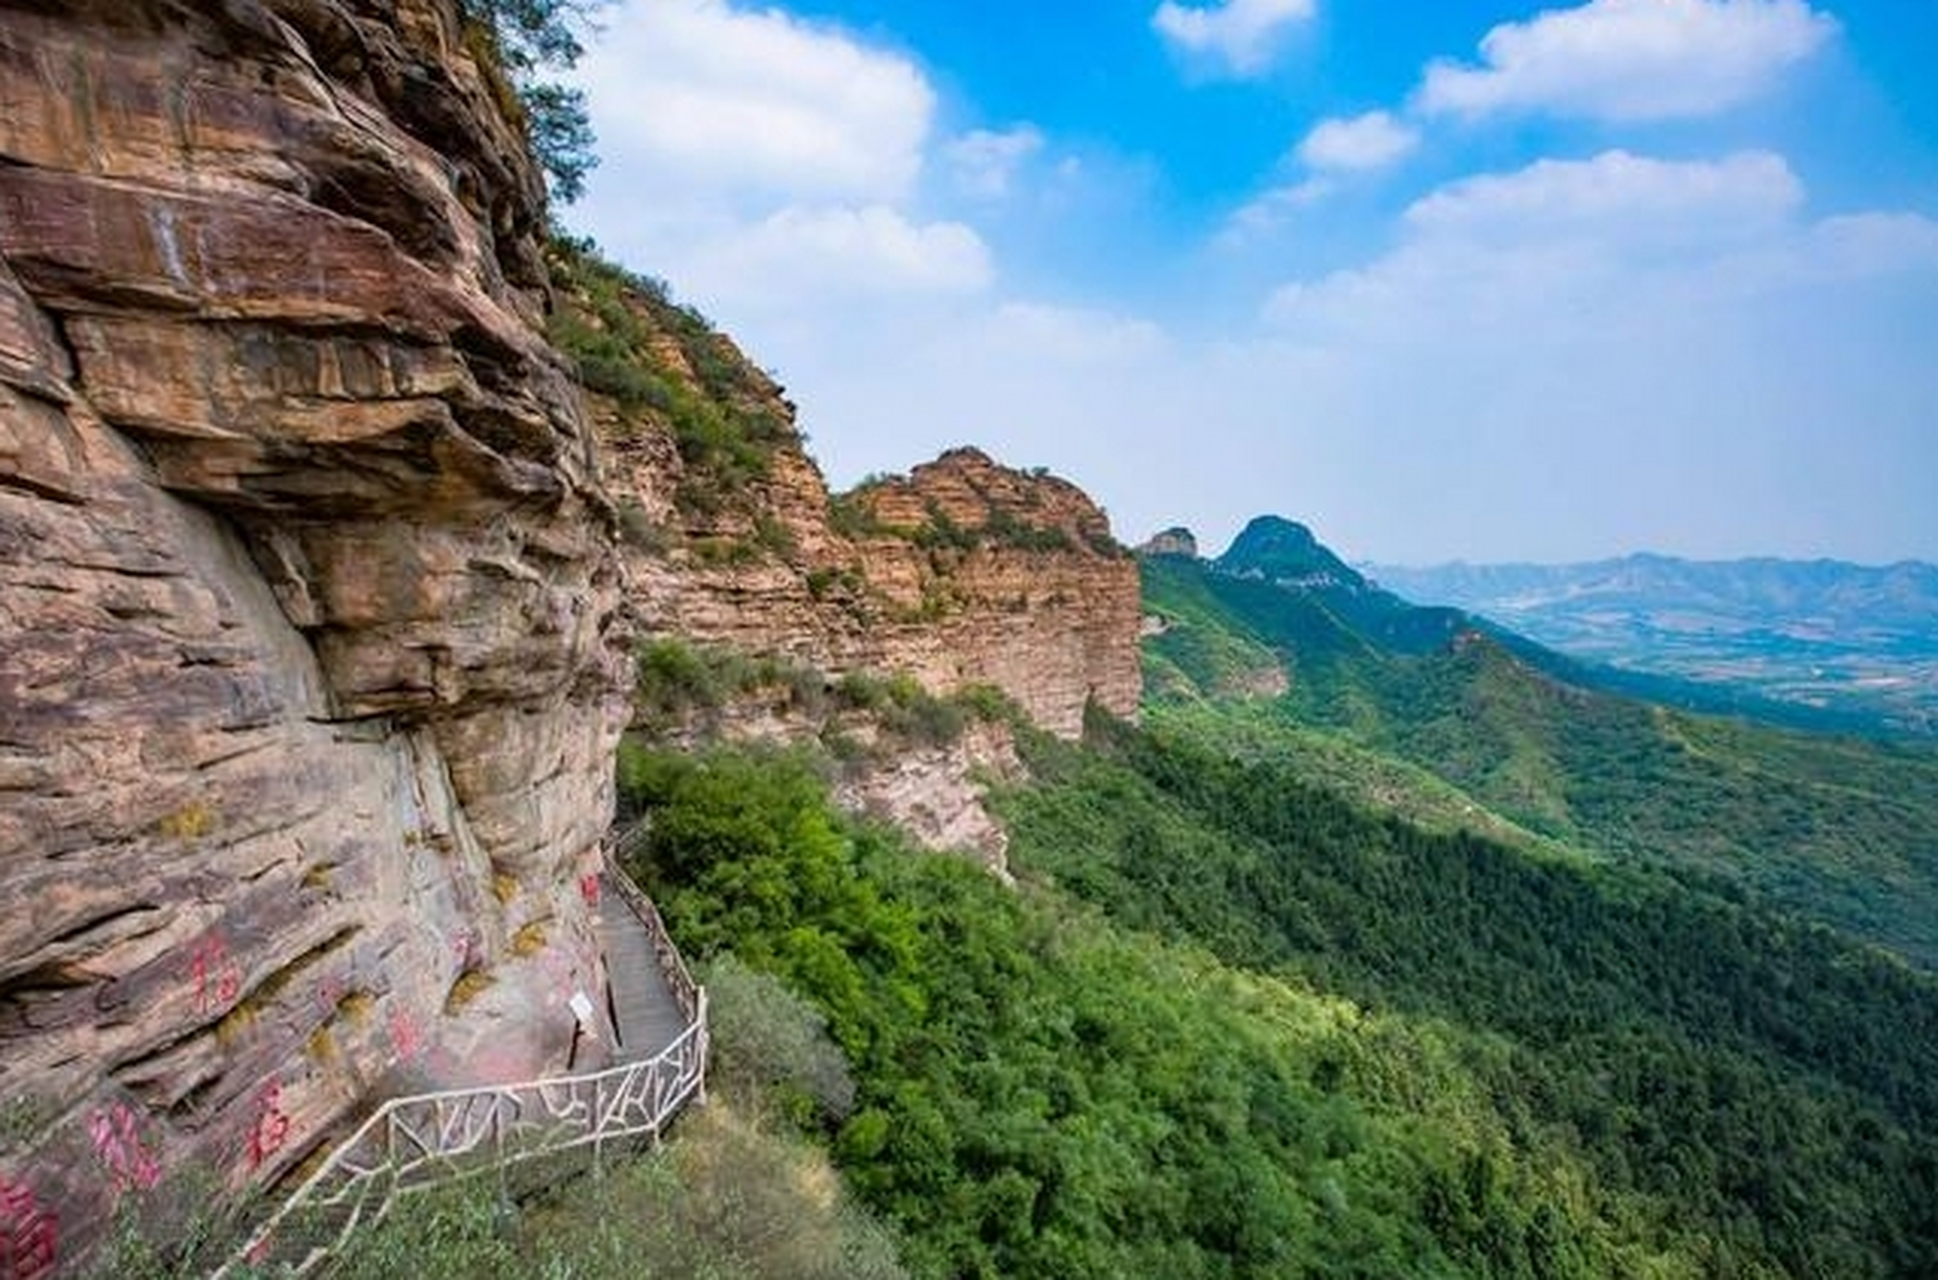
[550,246,1142,743]
[0,0,628,1260]
[0,4,1146,1265]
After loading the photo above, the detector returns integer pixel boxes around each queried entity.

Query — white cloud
[1404,149,1802,250]
[1219,112,1413,243]
[1800,213,1938,278]
[560,2,1937,565]
[986,303,1169,362]
[1152,0,1316,76]
[1297,111,1419,172]
[566,1,996,328]
[573,0,934,202]
[1417,0,1837,122]
[1264,150,1819,332]
[681,206,992,310]
[1243,151,1938,561]
[945,127,1046,200]
[1220,178,1335,244]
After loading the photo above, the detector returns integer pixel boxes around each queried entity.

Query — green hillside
[1143,532,1938,970]
[604,732,1938,1278]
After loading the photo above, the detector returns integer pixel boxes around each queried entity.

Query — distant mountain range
[1366,553,1938,736]
[1139,516,1938,968]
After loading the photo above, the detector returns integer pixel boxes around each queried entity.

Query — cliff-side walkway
[218,844,707,1277]
[597,868,701,1062]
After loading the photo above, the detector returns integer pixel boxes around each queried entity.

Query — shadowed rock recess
[0,0,631,1258]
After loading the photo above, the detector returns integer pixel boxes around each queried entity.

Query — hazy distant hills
[1367,553,1938,736]
[1141,516,1938,968]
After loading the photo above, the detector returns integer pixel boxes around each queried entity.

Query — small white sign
[569,990,596,1031]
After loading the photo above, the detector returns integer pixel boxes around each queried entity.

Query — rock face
[832,721,1024,874]
[0,2,1148,1262]
[1139,526,1199,559]
[549,252,1141,742]
[619,435,1141,742]
[0,0,628,1261]
[846,449,1142,739]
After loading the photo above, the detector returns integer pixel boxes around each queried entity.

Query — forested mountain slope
[608,725,1938,1278]
[1143,521,1938,970]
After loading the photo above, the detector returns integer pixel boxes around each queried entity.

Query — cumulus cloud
[565,0,997,328]
[945,127,1047,200]
[1219,179,1334,244]
[1248,149,1938,561]
[1265,150,1817,331]
[1297,111,1420,172]
[1152,0,1316,76]
[1218,113,1413,242]
[1416,0,1837,122]
[680,206,993,311]
[1404,149,1802,249]
[573,0,933,202]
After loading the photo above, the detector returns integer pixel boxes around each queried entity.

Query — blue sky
[565,0,1938,564]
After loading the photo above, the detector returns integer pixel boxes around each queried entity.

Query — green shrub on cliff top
[461,0,602,202]
[547,237,792,512]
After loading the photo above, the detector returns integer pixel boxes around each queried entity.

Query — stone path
[594,875,690,1062]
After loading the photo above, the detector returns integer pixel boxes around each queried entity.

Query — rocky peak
[1139,526,1200,559]
[854,446,1118,554]
[554,258,1143,742]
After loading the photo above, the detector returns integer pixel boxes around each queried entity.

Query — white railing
[604,857,702,1026]
[219,856,705,1276]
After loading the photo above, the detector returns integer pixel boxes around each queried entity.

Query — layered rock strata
[0,0,627,1262]
[622,438,1142,742]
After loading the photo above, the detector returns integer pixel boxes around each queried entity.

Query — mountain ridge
[1138,518,1938,971]
[1370,551,1938,735]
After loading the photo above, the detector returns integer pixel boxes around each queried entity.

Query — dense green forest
[1141,547,1938,970]
[613,734,1938,1278]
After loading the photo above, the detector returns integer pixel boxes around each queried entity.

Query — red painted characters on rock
[0,1175,58,1280]
[386,1008,421,1062]
[185,933,242,1016]
[579,871,601,907]
[246,1082,292,1171]
[87,1102,162,1194]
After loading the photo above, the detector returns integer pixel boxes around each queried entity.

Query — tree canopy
[463,0,602,202]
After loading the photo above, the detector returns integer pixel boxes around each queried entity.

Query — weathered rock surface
[0,0,627,1263]
[552,259,1140,742]
[621,438,1141,742]
[831,721,1023,875]
[1139,526,1199,559]
[633,667,1025,873]
[848,448,1142,738]
[0,2,1149,1263]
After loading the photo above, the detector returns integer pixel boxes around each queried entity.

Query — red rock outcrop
[0,0,627,1260]
[613,429,1141,741]
[848,448,1142,738]
[550,251,1140,742]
